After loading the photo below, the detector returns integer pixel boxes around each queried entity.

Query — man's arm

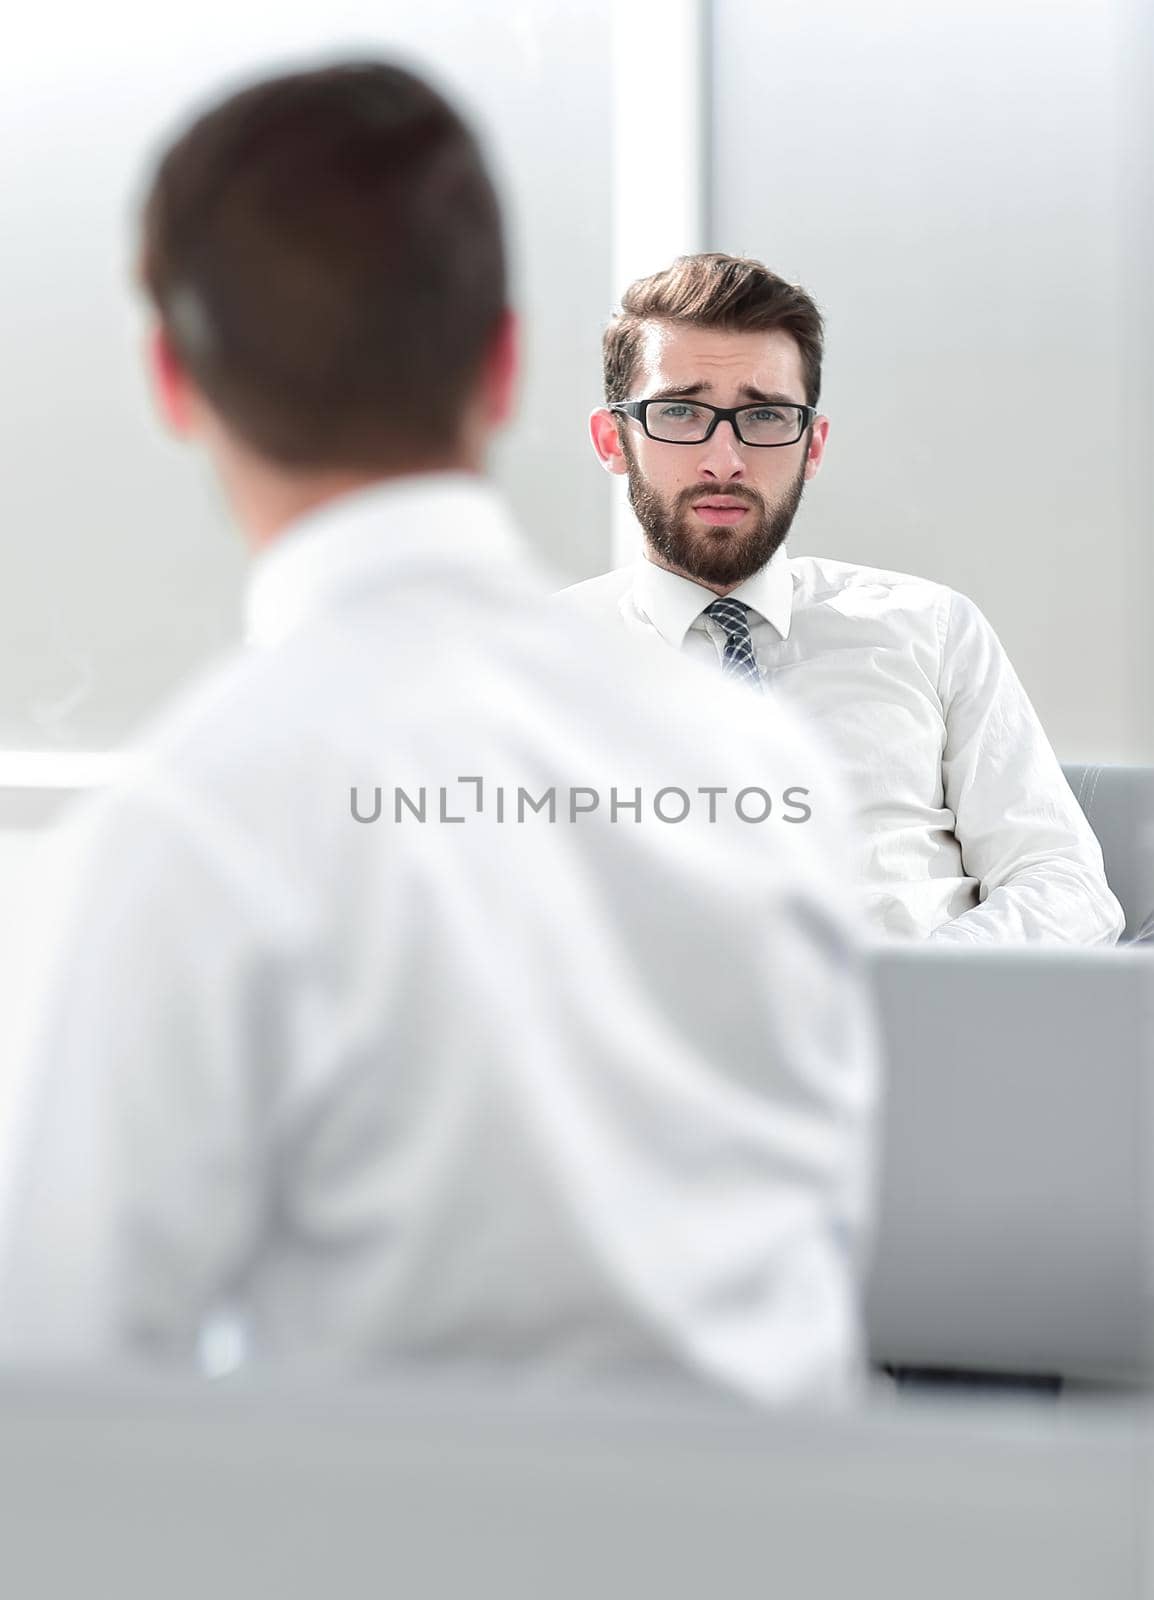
[932,590,1123,945]
[0,772,297,1366]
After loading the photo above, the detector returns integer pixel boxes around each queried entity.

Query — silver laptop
[866,943,1154,1383]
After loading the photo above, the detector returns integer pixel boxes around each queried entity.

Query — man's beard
[621,436,807,589]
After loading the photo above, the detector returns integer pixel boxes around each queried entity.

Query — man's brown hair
[139,60,506,471]
[603,253,824,408]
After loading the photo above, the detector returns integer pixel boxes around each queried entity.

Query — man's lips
[692,498,751,526]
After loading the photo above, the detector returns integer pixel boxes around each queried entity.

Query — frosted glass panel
[0,4,612,750]
[711,0,1153,761]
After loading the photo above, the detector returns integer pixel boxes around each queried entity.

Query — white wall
[0,829,45,1097]
[0,2,613,753]
[712,0,1152,762]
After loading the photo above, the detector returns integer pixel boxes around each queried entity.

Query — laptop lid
[866,944,1154,1383]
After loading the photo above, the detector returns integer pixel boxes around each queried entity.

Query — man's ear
[480,307,519,428]
[804,413,830,482]
[589,407,629,476]
[145,324,199,438]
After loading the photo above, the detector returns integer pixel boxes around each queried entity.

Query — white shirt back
[0,475,876,1406]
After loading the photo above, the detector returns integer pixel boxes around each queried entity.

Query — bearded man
[561,253,1121,944]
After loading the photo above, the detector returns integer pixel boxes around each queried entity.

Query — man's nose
[696,419,746,480]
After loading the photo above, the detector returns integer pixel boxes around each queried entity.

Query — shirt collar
[245,471,524,649]
[631,545,794,647]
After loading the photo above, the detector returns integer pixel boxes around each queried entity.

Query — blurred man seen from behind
[0,62,876,1405]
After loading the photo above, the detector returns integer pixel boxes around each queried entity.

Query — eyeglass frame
[608,397,818,448]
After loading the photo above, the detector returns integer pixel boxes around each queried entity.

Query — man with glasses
[561,253,1121,944]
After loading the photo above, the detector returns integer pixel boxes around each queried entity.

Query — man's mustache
[676,486,765,514]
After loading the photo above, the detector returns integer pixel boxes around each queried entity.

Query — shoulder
[553,565,637,615]
[787,554,982,659]
[788,557,1015,693]
[53,644,339,946]
[788,552,951,609]
[128,643,317,786]
[89,638,362,857]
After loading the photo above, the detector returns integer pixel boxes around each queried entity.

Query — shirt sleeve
[931,590,1124,946]
[0,772,299,1369]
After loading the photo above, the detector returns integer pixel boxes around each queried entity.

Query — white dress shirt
[560,551,1122,945]
[0,474,877,1406]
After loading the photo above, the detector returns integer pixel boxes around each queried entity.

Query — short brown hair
[139,61,506,471]
[603,253,824,407]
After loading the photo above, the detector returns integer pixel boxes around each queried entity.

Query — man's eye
[747,407,785,423]
[658,404,694,418]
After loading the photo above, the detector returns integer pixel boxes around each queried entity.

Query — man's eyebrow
[647,382,802,405]
[737,385,800,405]
[647,382,712,399]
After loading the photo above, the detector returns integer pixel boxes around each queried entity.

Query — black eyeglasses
[610,398,817,447]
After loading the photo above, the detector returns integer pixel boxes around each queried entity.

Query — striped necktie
[704,598,762,692]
